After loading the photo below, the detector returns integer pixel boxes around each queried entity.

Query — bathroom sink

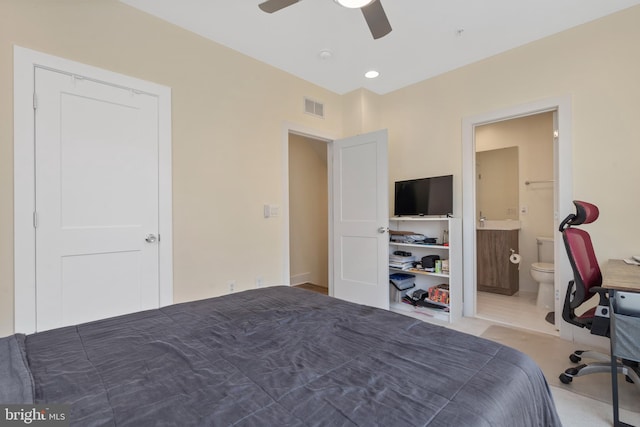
[477,219,521,230]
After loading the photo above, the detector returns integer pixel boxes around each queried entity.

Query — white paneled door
[34,68,161,331]
[332,130,389,310]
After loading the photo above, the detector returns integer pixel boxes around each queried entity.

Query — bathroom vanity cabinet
[477,229,519,295]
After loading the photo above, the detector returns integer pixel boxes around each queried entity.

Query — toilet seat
[531,262,554,273]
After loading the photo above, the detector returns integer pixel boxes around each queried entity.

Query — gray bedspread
[0,334,34,404]
[8,287,560,426]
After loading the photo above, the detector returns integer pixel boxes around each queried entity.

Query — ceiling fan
[258,0,392,40]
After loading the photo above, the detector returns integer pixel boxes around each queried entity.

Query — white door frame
[13,46,173,334]
[281,122,336,294]
[462,96,573,339]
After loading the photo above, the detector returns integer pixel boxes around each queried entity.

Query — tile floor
[476,290,559,335]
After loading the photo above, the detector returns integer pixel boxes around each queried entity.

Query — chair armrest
[562,280,589,328]
[589,286,608,295]
[589,286,610,306]
[589,286,611,337]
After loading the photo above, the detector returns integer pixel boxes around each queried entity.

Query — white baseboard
[290,272,312,286]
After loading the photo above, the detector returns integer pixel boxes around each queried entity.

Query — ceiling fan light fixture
[334,0,374,9]
[260,0,391,40]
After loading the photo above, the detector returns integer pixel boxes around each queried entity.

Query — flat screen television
[394,175,453,216]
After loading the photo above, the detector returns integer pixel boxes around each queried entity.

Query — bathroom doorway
[474,112,558,335]
[462,96,573,340]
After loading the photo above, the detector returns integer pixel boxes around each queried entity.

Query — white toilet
[530,236,555,310]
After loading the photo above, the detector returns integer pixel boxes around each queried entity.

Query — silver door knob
[378,227,389,234]
[145,234,158,243]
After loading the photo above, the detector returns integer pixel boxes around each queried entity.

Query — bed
[1,286,561,426]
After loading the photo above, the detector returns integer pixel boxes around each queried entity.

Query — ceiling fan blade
[258,0,300,13]
[361,0,392,39]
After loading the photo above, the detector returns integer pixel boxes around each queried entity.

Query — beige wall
[0,0,344,336]
[288,134,328,288]
[476,113,554,292]
[379,6,640,275]
[341,88,383,136]
[2,1,640,335]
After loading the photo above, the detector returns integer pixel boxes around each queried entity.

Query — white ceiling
[120,0,640,95]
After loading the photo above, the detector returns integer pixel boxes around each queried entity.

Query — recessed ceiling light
[365,70,380,79]
[318,49,333,60]
[334,0,374,9]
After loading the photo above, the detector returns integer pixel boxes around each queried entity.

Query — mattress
[1,286,561,426]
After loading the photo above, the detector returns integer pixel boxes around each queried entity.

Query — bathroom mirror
[476,147,519,220]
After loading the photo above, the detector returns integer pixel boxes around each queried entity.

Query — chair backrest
[559,201,602,310]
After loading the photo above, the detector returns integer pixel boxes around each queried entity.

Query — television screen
[394,175,453,216]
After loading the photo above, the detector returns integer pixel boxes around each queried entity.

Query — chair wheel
[569,354,581,363]
[565,367,579,376]
[559,373,573,384]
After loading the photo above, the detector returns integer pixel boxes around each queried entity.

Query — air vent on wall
[304,97,324,118]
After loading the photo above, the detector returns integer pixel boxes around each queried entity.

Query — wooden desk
[603,259,640,292]
[602,259,640,427]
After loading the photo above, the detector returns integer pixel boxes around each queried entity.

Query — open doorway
[462,96,574,341]
[288,133,329,294]
[474,112,557,335]
[282,126,390,308]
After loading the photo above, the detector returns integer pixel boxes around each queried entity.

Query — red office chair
[558,201,640,385]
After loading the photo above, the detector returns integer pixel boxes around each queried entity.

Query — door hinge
[553,129,559,138]
[33,211,38,228]
[33,92,38,110]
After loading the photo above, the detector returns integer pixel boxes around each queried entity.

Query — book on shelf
[389,262,413,270]
[389,253,416,271]
[389,254,415,263]
[390,234,427,243]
